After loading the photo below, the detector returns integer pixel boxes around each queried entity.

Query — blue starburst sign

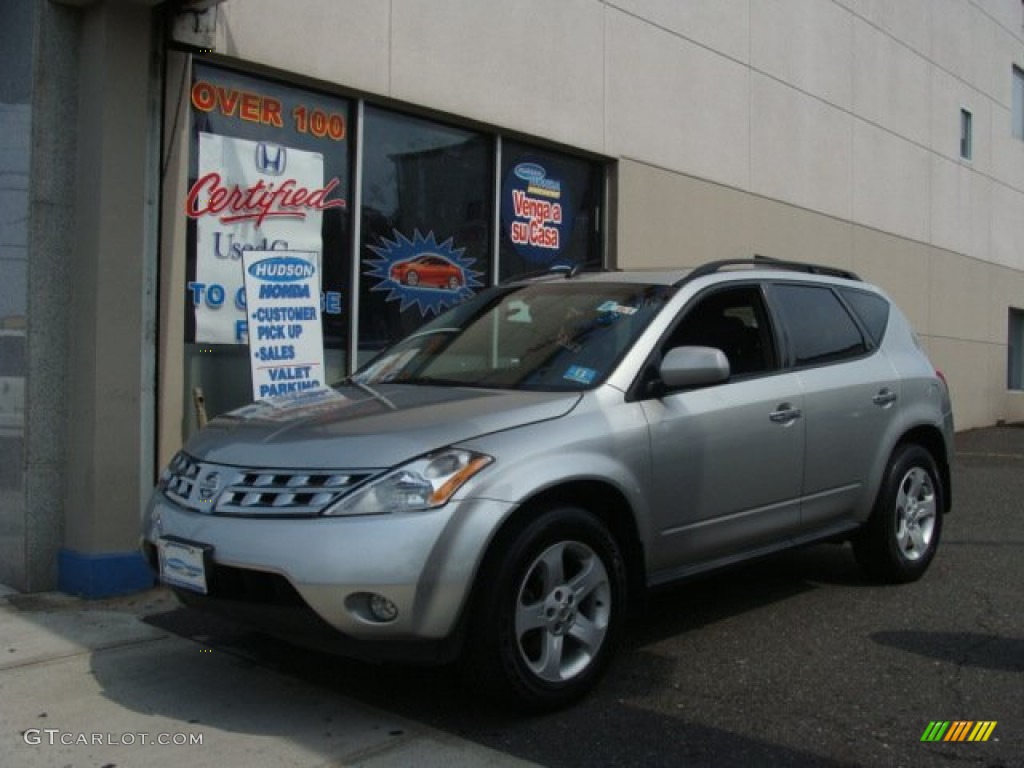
[364,230,484,317]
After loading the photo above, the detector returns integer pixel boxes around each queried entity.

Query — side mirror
[659,346,730,391]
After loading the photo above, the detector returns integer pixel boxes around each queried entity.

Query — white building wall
[208,0,1024,429]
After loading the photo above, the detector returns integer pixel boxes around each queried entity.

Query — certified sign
[241,250,327,401]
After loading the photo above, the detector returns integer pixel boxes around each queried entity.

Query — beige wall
[157,51,190,472]
[615,158,1024,430]
[64,2,155,552]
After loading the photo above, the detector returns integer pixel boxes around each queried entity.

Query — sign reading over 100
[190,79,346,141]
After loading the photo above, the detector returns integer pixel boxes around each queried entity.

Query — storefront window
[358,106,492,363]
[178,64,606,425]
[0,0,32,494]
[184,63,352,419]
[499,140,603,282]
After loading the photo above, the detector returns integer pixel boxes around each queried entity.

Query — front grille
[161,452,376,516]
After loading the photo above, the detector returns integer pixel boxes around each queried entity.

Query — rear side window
[840,288,890,346]
[771,284,866,367]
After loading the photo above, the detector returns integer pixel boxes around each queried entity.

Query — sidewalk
[0,584,538,768]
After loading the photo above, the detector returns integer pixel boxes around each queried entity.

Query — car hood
[184,384,581,469]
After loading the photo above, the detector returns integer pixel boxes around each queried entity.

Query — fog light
[369,593,399,622]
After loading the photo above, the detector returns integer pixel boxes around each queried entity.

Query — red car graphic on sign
[390,254,464,290]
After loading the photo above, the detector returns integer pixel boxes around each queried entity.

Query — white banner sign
[241,250,326,401]
[187,132,342,344]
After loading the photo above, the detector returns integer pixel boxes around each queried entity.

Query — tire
[447,275,460,290]
[405,270,419,286]
[853,443,944,583]
[464,506,627,712]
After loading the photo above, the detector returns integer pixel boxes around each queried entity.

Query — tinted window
[772,284,866,366]
[666,285,777,377]
[840,288,890,346]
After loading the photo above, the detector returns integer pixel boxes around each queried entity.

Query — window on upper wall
[960,108,972,160]
[1009,308,1024,390]
[1013,66,1024,140]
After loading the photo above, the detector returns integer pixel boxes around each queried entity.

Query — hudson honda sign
[241,251,326,401]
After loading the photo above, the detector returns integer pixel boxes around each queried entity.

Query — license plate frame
[157,536,213,594]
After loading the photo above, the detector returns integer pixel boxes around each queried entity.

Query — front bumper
[142,489,513,658]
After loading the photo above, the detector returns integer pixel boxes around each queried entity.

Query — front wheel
[853,443,944,583]
[464,506,627,712]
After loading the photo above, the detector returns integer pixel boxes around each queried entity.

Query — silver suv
[142,259,954,710]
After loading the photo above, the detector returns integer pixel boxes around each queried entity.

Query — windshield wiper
[343,376,398,410]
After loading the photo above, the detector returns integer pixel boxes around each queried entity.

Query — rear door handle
[769,403,802,424]
[872,388,898,407]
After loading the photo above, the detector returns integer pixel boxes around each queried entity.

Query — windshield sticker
[596,300,638,316]
[563,365,596,385]
[363,229,485,317]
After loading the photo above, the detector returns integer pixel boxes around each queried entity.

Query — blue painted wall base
[58,548,156,599]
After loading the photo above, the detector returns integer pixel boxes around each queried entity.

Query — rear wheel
[853,443,944,583]
[465,506,627,712]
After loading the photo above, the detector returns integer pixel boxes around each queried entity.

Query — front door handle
[769,403,802,424]
[872,388,898,407]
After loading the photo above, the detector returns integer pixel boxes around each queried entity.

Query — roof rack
[679,256,861,285]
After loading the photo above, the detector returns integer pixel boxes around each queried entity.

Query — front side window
[771,284,867,367]
[355,281,674,391]
[665,284,778,378]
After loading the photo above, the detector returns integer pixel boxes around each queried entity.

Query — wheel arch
[470,479,647,619]
[895,425,952,513]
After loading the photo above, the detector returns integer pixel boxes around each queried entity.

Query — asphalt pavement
[2,426,1022,767]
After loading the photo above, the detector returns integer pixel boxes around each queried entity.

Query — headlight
[157,451,189,491]
[323,449,493,516]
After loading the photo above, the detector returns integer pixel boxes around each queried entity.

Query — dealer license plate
[157,537,212,594]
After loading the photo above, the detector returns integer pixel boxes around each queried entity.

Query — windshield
[353,281,675,391]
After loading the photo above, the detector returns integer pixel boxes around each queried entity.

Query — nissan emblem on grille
[198,471,221,503]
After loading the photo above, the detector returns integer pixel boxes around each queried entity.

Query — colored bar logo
[921,721,997,742]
